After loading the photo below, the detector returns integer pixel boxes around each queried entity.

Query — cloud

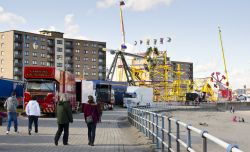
[0,6,26,26]
[96,0,174,11]
[64,14,89,40]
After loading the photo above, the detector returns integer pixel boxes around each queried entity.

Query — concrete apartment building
[0,30,106,81]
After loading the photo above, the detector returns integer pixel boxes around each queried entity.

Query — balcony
[14,71,22,76]
[47,50,54,55]
[14,62,23,67]
[14,37,22,42]
[65,67,74,72]
[65,51,73,56]
[14,54,23,59]
[65,44,73,49]
[65,59,73,64]
[47,40,54,47]
[47,58,54,62]
[14,45,23,50]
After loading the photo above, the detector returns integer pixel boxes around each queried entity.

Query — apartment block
[0,30,106,81]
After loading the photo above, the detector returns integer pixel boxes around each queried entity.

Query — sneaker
[6,131,9,134]
[28,130,31,135]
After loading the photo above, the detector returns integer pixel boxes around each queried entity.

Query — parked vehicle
[76,80,127,110]
[123,86,153,108]
[24,66,76,114]
[0,78,25,107]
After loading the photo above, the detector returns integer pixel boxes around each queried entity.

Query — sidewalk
[0,108,153,152]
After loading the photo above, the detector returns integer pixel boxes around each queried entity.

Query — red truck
[24,66,76,114]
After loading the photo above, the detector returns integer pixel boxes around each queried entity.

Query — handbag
[86,115,93,123]
[86,106,94,123]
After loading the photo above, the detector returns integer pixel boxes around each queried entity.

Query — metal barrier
[128,107,243,152]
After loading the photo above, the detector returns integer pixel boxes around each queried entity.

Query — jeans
[7,112,18,132]
[54,123,69,145]
[87,122,97,144]
[28,116,39,132]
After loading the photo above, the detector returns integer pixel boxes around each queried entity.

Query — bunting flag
[140,40,143,45]
[160,38,164,44]
[154,39,157,45]
[167,37,171,42]
[146,39,150,45]
[120,1,125,6]
[134,41,137,46]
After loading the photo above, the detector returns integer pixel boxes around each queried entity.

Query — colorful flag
[120,1,125,6]
[146,39,150,45]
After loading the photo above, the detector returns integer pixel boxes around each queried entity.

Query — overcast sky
[0,0,249,89]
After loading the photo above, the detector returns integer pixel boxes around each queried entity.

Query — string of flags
[134,37,172,46]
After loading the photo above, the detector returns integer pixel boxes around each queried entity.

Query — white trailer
[123,86,153,108]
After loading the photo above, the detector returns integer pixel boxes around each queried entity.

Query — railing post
[162,115,165,152]
[142,111,145,135]
[176,120,180,152]
[186,124,191,150]
[168,117,171,152]
[149,113,152,139]
[146,112,148,137]
[201,131,208,152]
[152,113,155,144]
[139,110,142,132]
[156,114,160,149]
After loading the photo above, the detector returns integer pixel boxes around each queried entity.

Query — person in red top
[83,95,101,146]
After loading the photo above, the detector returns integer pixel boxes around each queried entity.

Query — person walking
[54,93,73,146]
[4,91,19,134]
[25,96,41,135]
[83,95,101,146]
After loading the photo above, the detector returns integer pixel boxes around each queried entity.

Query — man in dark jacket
[54,93,73,146]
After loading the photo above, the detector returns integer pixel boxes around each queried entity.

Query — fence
[127,107,243,152]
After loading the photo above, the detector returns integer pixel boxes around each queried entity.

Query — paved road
[0,108,153,152]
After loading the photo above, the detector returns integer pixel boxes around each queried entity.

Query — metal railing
[128,107,243,152]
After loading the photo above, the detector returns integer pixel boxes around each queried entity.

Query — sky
[0,0,249,90]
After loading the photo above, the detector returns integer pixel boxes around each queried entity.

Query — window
[84,50,88,54]
[75,56,80,61]
[57,47,63,52]
[41,61,46,66]
[25,60,29,64]
[32,52,37,57]
[75,49,80,53]
[76,64,80,68]
[92,50,96,54]
[1,68,4,72]
[41,37,46,42]
[92,58,96,62]
[1,59,3,64]
[83,65,89,69]
[32,60,37,65]
[91,65,96,69]
[57,63,63,67]
[41,45,46,50]
[1,35,4,39]
[57,55,62,60]
[92,72,96,76]
[25,43,29,48]
[84,72,89,76]
[83,43,89,47]
[83,58,88,61]
[25,51,29,56]
[1,51,4,55]
[75,42,80,46]
[33,36,38,41]
[25,35,30,40]
[57,40,63,44]
[41,53,46,58]
[1,43,4,48]
[75,71,80,76]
